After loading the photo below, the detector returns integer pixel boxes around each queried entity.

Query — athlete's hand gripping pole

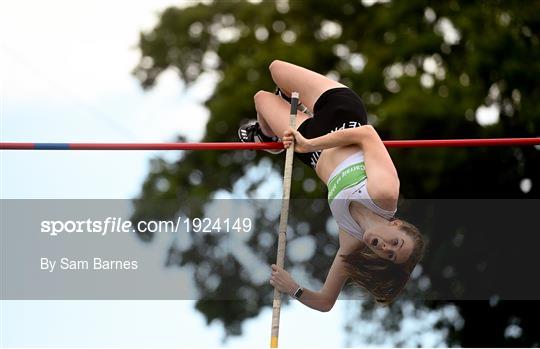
[270,92,299,348]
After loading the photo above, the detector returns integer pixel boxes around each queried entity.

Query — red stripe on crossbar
[0,138,539,150]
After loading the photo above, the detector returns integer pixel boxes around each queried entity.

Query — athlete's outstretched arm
[283,126,399,210]
[270,249,349,312]
[284,124,375,152]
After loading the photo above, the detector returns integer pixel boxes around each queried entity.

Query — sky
[0,0,351,347]
[1,0,216,199]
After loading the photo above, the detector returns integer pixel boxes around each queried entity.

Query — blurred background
[2,0,539,347]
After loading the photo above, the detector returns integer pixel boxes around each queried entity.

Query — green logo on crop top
[327,162,367,203]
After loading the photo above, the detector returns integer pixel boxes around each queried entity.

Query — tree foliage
[132,0,539,346]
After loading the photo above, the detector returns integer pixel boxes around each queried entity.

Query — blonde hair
[341,220,425,305]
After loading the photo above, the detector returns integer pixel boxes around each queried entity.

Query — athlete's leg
[255,90,310,138]
[268,60,346,112]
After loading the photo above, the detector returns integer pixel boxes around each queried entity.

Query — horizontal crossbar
[1,138,539,150]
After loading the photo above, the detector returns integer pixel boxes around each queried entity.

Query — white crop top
[327,152,396,240]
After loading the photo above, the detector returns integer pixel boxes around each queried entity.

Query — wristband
[293,286,304,299]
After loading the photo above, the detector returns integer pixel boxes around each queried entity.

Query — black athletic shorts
[296,87,368,168]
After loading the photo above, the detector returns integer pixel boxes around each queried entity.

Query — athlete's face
[363,220,414,264]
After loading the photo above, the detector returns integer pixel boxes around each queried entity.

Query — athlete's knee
[269,59,286,73]
[254,90,270,104]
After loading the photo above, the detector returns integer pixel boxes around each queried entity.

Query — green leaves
[132,0,539,344]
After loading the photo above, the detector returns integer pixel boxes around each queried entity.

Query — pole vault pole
[270,92,299,348]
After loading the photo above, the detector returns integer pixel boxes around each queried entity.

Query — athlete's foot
[238,120,284,154]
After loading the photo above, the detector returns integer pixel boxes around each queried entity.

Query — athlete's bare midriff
[315,144,363,184]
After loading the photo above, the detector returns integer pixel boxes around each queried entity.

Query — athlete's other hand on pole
[270,264,299,296]
[283,128,313,153]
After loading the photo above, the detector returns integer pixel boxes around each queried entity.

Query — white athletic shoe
[238,121,284,154]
